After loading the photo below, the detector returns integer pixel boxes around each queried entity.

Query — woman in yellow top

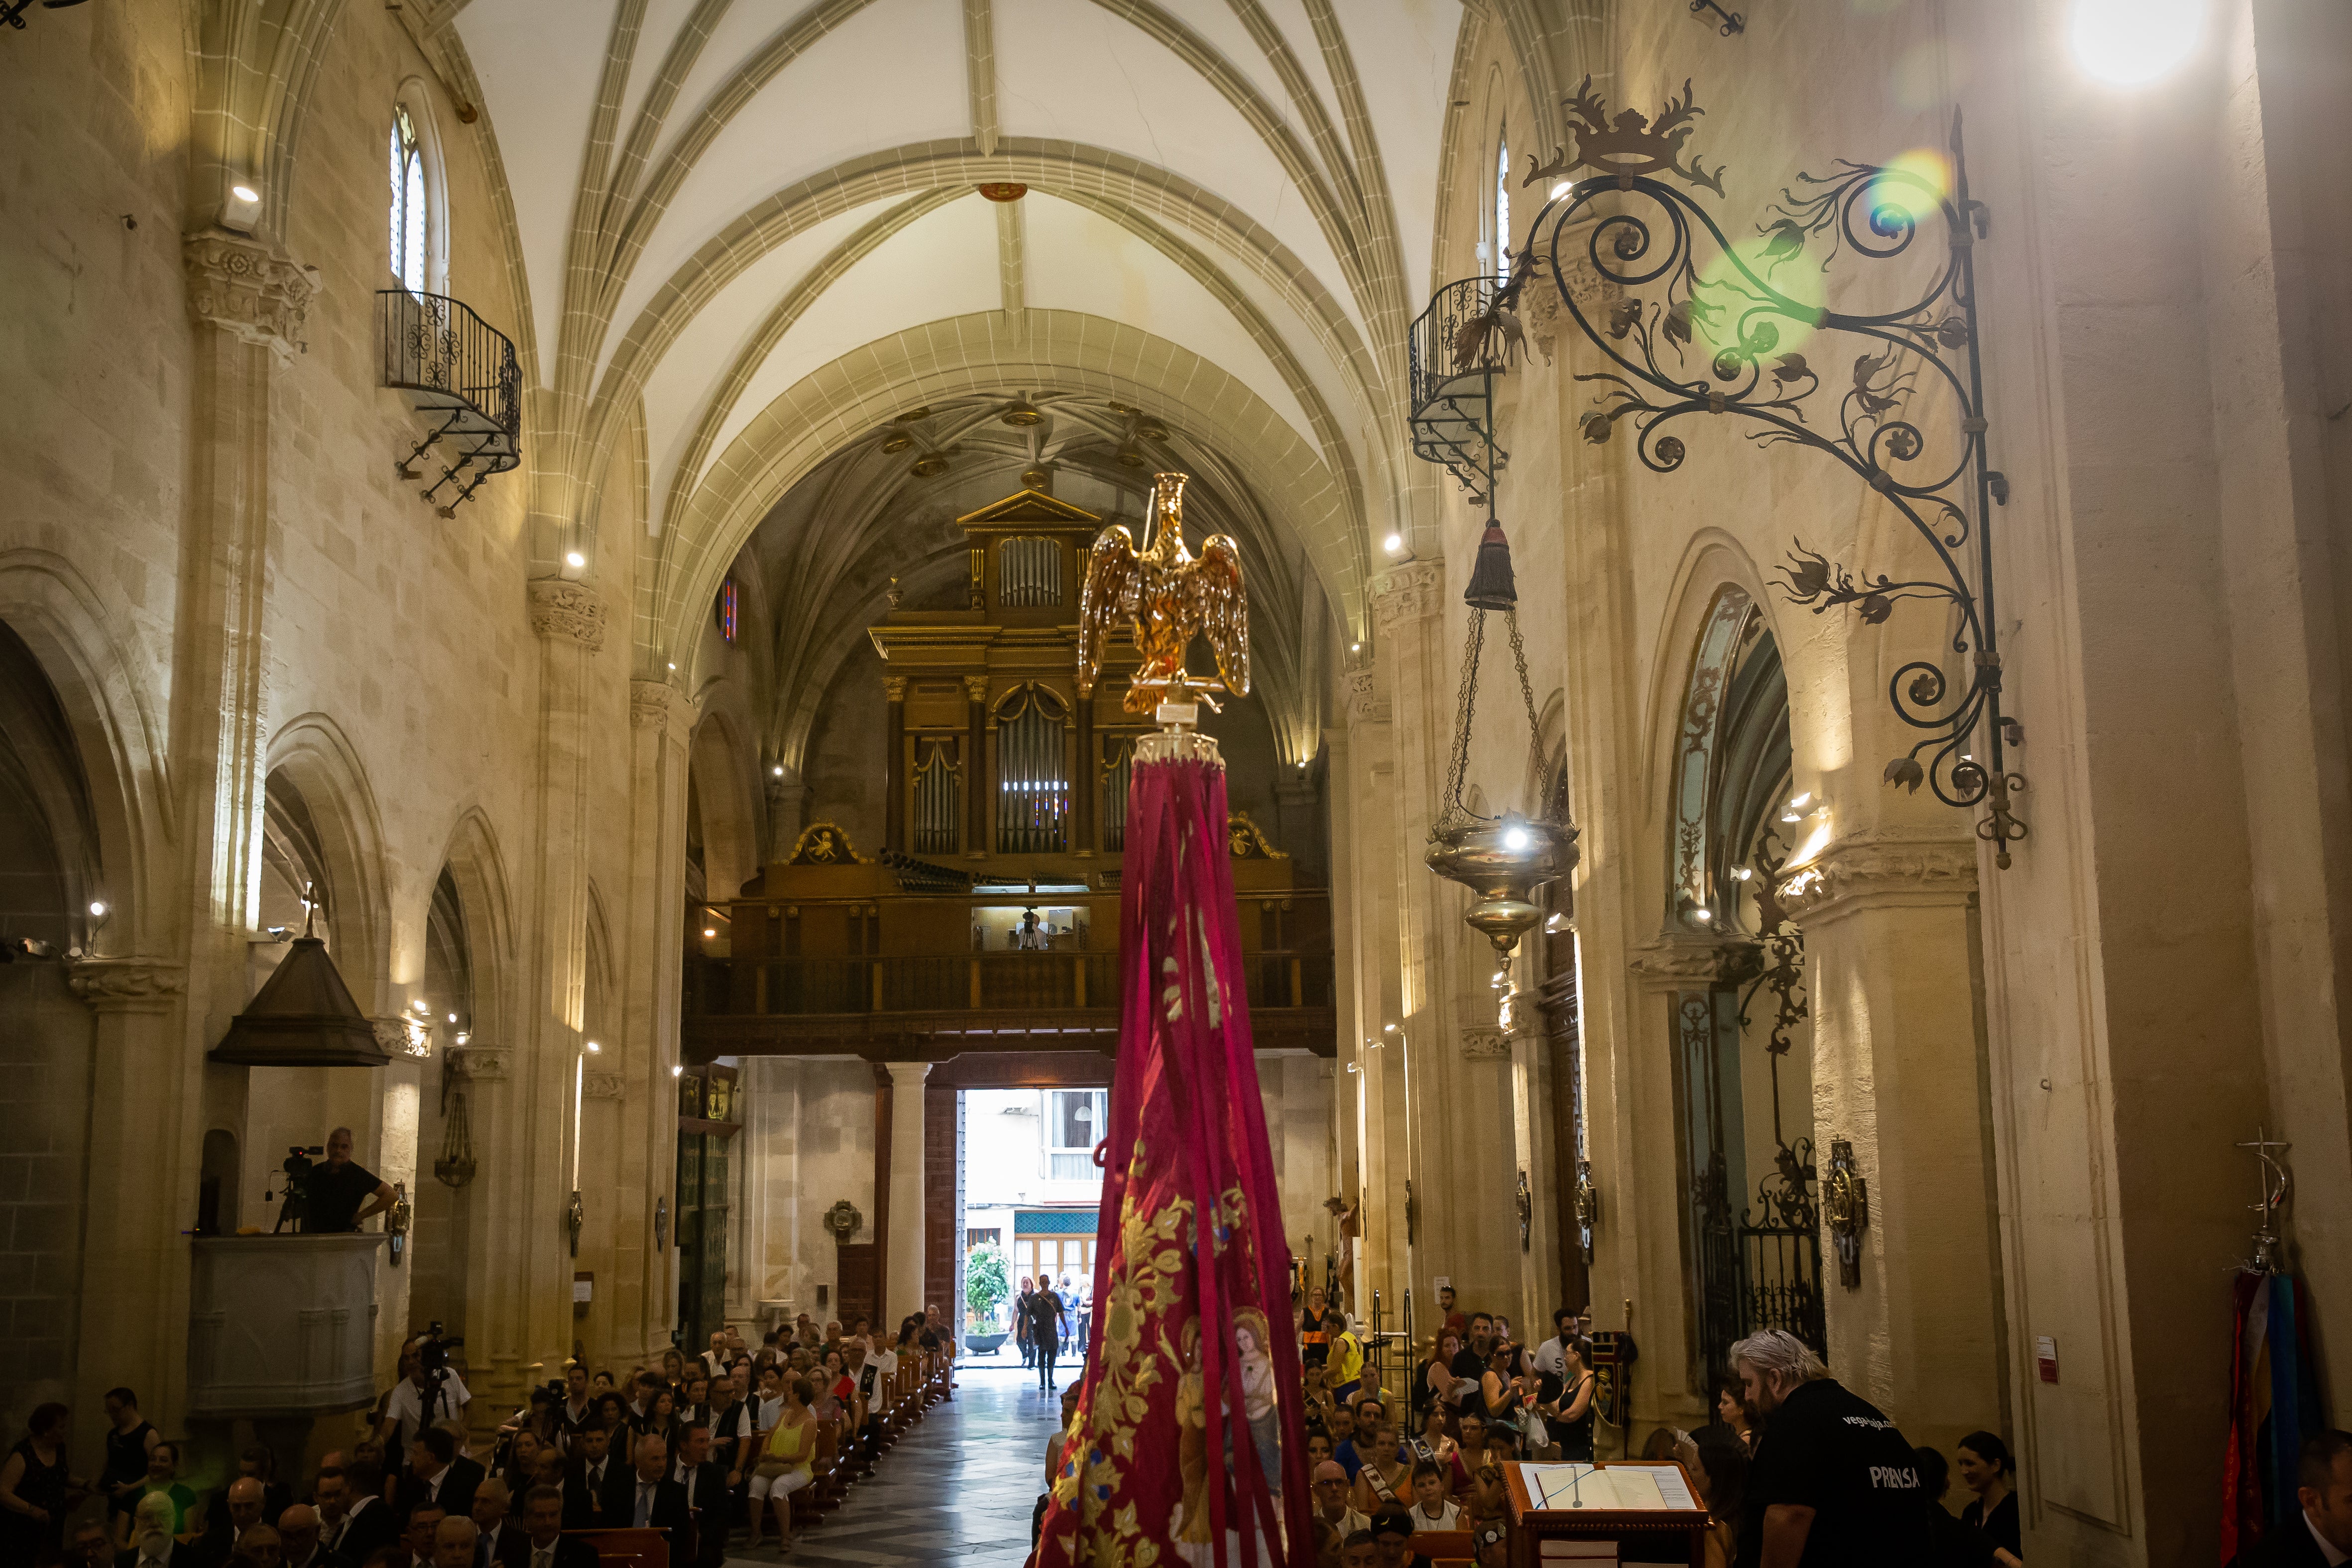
[749,1375,817,1553]
[1327,1311,1366,1402]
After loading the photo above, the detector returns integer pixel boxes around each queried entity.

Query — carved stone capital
[883,676,908,703]
[583,1070,626,1102]
[962,675,992,703]
[1460,1025,1511,1061]
[1628,938,1760,993]
[630,679,686,732]
[183,229,314,357]
[1344,664,1390,725]
[1369,560,1445,632]
[372,1016,433,1059]
[67,957,188,1013]
[1776,836,1979,923]
[527,580,607,651]
[460,1049,510,1082]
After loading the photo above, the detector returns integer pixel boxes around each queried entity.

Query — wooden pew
[566,1526,671,1567]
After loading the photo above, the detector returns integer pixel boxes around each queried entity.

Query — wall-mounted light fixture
[2069,0,2203,85]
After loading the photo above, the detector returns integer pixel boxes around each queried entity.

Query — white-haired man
[1731,1328,1928,1566]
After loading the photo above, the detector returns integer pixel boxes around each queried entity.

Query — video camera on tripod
[408,1320,467,1426]
[266,1145,326,1233]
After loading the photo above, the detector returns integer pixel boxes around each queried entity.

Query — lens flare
[1694,233,1829,361]
[1868,149,1952,231]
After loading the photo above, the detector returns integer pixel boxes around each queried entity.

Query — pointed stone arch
[265,713,394,1010]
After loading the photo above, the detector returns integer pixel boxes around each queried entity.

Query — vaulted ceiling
[426,0,1489,688]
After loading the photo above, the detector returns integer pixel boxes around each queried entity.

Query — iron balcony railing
[1407,274,1514,500]
[377,289,522,515]
[684,948,1336,1020]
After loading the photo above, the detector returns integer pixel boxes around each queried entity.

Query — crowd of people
[0,1306,961,1568]
[1036,1284,2060,1568]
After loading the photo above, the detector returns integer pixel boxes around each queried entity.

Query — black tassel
[1464,519,1517,610]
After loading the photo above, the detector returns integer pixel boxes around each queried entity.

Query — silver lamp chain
[1443,607,1548,825]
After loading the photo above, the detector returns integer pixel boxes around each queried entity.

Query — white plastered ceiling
[451,0,1468,650]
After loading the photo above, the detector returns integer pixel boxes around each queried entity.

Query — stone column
[1335,657,1408,1340]
[764,772,807,863]
[617,678,692,1363]
[1780,836,1998,1453]
[463,579,607,1410]
[964,676,990,857]
[884,677,908,855]
[96,231,316,1432]
[68,960,190,1429]
[883,1062,930,1327]
[1273,775,1321,874]
[369,1018,427,1381]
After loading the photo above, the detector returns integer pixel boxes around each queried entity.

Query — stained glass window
[717,578,738,642]
[1496,128,1512,283]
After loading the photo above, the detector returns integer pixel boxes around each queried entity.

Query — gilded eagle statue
[1078,472,1250,715]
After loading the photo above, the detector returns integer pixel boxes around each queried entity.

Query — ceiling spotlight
[565,551,586,570]
[88,901,108,918]
[586,1040,601,1054]
[667,662,677,671]
[1693,908,1713,922]
[454,1031,470,1045]
[2069,0,2203,85]
[447,1012,457,1023]
[1383,533,1406,557]
[671,1064,684,1078]
[703,927,717,939]
[1350,641,1362,653]
[772,765,784,777]
[231,184,259,203]
[1543,912,1569,933]
[1382,1022,1398,1035]
[1000,393,1046,427]
[1733,867,1753,881]
[1788,793,1812,810]
[412,998,430,1013]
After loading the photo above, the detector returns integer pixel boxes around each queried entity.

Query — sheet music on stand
[1523,1463,1698,1513]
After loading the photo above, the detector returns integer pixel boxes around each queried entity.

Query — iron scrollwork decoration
[1452,78,2025,865]
[567,1189,585,1258]
[1404,1178,1417,1247]
[654,1195,669,1249]
[1516,1168,1533,1253]
[1572,1158,1599,1265]
[1823,1137,1869,1288]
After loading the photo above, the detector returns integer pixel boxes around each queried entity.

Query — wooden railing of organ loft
[684,894,1333,1020]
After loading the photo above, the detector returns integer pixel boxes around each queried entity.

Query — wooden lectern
[1503,1460,1712,1567]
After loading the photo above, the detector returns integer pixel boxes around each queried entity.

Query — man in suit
[399,1504,446,1568]
[330,1465,397,1563]
[2235,1429,2352,1568]
[508,1486,596,1568]
[278,1504,347,1568]
[560,1425,627,1530]
[670,1424,731,1568]
[465,1481,512,1568]
[395,1431,483,1528]
[622,1434,692,1560]
[194,1477,270,1567]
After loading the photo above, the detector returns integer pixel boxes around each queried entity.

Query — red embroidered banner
[1034,740,1311,1568]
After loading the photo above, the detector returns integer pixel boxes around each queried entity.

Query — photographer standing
[380,1341,471,1470]
[307,1127,396,1233]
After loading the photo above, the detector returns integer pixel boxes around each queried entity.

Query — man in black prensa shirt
[307,1126,397,1232]
[1733,1329,1930,1567]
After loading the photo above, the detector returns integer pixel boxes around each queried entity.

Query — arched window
[387,85,448,294]
[1495,126,1512,282]
[390,104,428,291]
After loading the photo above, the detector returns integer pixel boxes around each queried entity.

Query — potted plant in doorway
[964,1242,1011,1353]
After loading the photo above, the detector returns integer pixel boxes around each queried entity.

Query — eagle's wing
[1195,534,1250,698]
[1077,525,1139,690]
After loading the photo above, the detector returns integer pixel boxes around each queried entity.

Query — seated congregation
[3,1310,959,1567]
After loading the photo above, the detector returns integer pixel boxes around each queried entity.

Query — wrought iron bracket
[1689,0,1745,35]
[1823,1138,1868,1289]
[1408,80,2027,864]
[1,0,87,30]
